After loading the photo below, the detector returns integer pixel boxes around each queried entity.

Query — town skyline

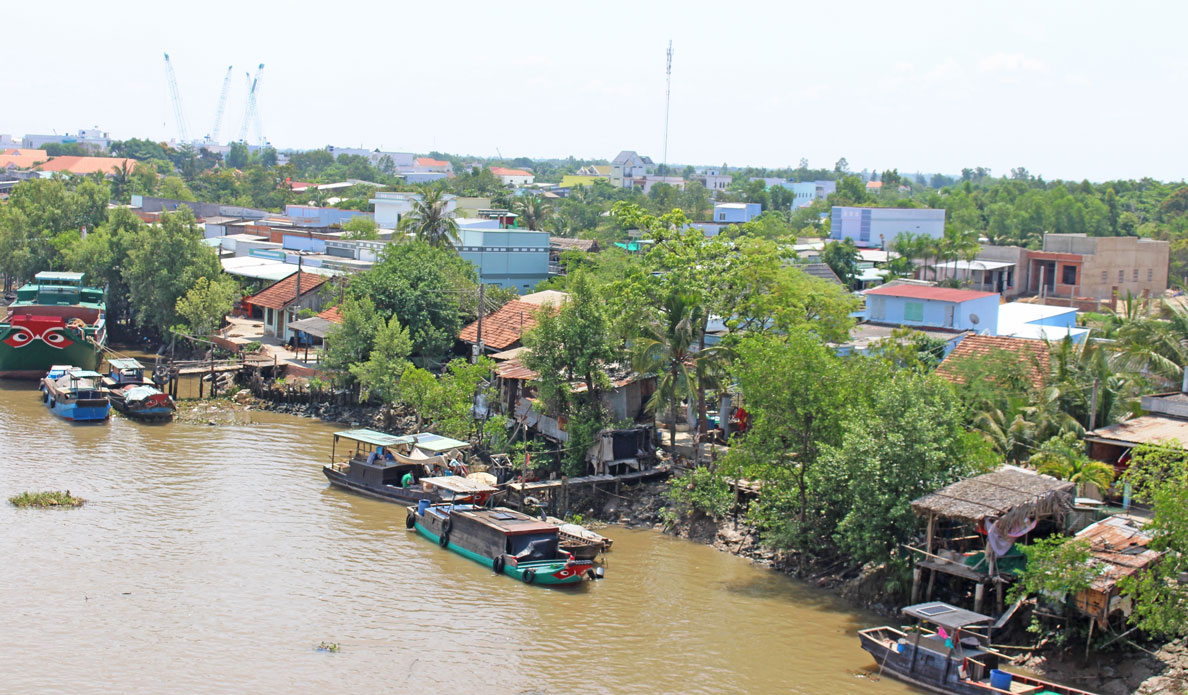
[5,1,1188,183]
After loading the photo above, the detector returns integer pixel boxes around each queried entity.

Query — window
[903,301,924,322]
[1119,269,1125,283]
[1061,265,1077,285]
[1134,268,1140,282]
[718,213,725,221]
[1101,270,1108,283]
[1149,268,1154,281]
[944,304,955,327]
[265,307,274,326]
[868,296,885,321]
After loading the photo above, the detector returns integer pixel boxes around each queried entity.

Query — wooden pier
[504,465,672,514]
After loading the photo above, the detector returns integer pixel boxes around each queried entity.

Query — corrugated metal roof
[1075,515,1160,593]
[1087,415,1188,448]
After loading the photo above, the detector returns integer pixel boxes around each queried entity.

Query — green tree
[399,187,459,248]
[631,292,701,449]
[512,194,553,231]
[341,216,379,240]
[821,238,861,288]
[322,297,385,384]
[123,208,223,336]
[174,275,238,337]
[159,176,196,201]
[1028,432,1115,495]
[349,314,412,403]
[226,142,250,169]
[1011,537,1101,604]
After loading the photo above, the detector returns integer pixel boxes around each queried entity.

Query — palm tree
[1109,294,1188,387]
[632,293,701,449]
[1029,432,1115,496]
[399,187,459,249]
[513,194,553,231]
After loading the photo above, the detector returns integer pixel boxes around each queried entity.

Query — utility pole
[1089,378,1099,431]
[473,284,485,364]
[662,40,673,175]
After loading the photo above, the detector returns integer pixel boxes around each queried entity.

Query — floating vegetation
[316,641,340,653]
[9,490,85,508]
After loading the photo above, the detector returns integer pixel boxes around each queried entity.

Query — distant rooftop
[864,284,997,302]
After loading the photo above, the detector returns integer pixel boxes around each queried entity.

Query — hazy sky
[4,1,1186,181]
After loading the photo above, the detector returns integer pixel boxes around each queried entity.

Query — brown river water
[0,379,921,695]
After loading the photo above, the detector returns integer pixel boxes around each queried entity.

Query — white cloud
[1065,72,1091,86]
[979,52,1047,73]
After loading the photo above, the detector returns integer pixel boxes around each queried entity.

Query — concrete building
[831,206,945,248]
[243,271,328,341]
[610,150,654,187]
[456,228,550,293]
[22,127,112,152]
[713,202,762,224]
[490,167,535,186]
[864,284,999,333]
[789,180,837,208]
[1026,234,1170,301]
[283,205,372,227]
[692,168,732,192]
[997,302,1088,343]
[369,191,457,229]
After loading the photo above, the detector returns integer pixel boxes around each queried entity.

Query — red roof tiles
[865,284,998,302]
[935,334,1050,390]
[246,272,327,311]
[317,305,343,324]
[35,156,136,175]
[458,300,555,350]
[490,166,533,177]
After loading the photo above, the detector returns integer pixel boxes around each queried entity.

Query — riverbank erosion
[577,477,1188,695]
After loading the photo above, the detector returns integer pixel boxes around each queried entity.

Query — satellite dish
[969,313,981,325]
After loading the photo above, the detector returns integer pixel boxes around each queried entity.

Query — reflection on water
[0,380,919,694]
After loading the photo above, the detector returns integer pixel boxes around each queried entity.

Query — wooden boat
[102,358,175,421]
[858,602,1100,695]
[407,479,603,586]
[546,516,613,560]
[322,429,488,506]
[1,272,107,378]
[41,367,110,422]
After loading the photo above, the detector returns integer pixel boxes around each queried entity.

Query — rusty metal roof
[1075,515,1161,593]
[1086,415,1188,449]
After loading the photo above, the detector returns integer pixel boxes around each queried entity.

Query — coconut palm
[1109,294,1188,387]
[1029,432,1115,495]
[513,194,553,231]
[399,187,459,249]
[632,292,702,449]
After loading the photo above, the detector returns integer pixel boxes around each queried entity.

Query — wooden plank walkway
[505,465,671,493]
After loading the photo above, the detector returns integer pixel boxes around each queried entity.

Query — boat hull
[41,391,110,422]
[0,339,102,379]
[323,466,433,505]
[412,519,588,585]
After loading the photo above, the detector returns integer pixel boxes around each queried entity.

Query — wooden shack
[909,467,1075,613]
[1073,514,1162,630]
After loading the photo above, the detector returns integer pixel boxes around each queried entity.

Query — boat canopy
[419,476,499,495]
[410,433,471,453]
[334,429,414,448]
[35,271,85,284]
[67,369,104,379]
[902,602,993,631]
[108,358,145,371]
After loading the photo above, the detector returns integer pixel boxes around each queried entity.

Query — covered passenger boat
[858,602,1099,695]
[41,367,110,422]
[407,477,602,586]
[322,429,488,505]
[102,358,175,421]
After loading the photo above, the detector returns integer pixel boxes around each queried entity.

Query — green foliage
[341,216,379,240]
[395,358,494,440]
[0,177,111,281]
[346,242,475,360]
[174,275,238,337]
[9,490,85,508]
[123,207,223,336]
[323,297,385,384]
[348,314,412,403]
[1029,432,1115,495]
[821,238,861,288]
[398,187,459,248]
[1120,442,1188,638]
[661,467,734,524]
[1010,537,1100,606]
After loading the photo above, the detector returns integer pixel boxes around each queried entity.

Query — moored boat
[407,481,602,586]
[102,358,175,421]
[41,367,110,422]
[546,516,614,560]
[1,272,106,379]
[858,602,1099,695]
[322,429,487,505]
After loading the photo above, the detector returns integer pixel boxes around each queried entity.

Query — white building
[610,150,654,187]
[713,202,762,224]
[693,168,732,192]
[830,206,945,248]
[490,167,535,186]
[369,191,457,229]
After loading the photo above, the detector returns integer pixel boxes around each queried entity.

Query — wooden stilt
[911,567,923,604]
[974,583,986,614]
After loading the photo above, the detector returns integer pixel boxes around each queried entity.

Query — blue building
[713,202,762,223]
[456,226,550,293]
[864,284,999,333]
[789,180,837,208]
[831,206,945,248]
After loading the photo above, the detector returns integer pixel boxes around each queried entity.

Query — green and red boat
[1,272,106,379]
[406,477,603,586]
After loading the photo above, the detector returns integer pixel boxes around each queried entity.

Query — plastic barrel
[989,669,1012,691]
[417,499,430,515]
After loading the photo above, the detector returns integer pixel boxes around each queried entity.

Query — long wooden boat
[407,479,602,586]
[546,516,614,560]
[41,366,110,422]
[858,602,1099,695]
[102,358,175,421]
[322,429,488,506]
[1,272,106,378]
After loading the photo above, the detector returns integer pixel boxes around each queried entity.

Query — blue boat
[41,366,110,422]
[102,358,175,421]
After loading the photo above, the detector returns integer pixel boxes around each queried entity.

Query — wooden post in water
[209,353,216,398]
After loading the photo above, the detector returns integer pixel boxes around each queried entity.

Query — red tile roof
[317,305,343,324]
[865,284,998,302]
[35,156,136,175]
[458,300,556,350]
[490,166,533,177]
[246,272,327,311]
[935,334,1050,390]
[416,157,449,167]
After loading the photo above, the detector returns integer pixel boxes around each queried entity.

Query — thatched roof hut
[911,466,1074,529]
